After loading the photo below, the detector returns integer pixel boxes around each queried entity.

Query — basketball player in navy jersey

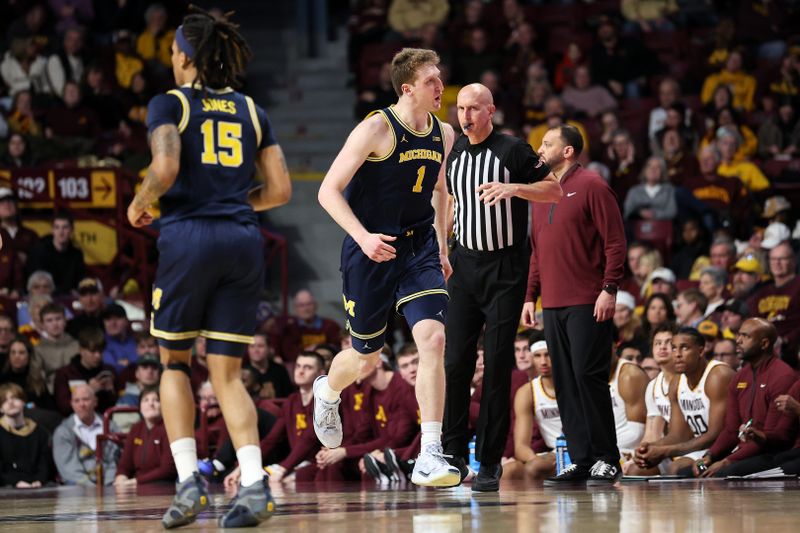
[313,48,461,486]
[126,8,291,529]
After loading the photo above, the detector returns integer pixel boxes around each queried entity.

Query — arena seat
[633,219,674,262]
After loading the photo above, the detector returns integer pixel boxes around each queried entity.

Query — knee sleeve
[166,362,192,377]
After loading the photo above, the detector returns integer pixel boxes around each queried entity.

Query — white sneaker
[312,375,342,448]
[411,443,461,487]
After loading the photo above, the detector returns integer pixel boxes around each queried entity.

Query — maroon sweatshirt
[258,391,319,471]
[526,165,626,307]
[345,373,416,459]
[117,419,177,483]
[279,316,341,362]
[747,276,800,354]
[708,357,797,462]
[340,380,374,446]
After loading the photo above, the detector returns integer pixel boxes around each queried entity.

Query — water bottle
[468,436,480,472]
[555,434,571,474]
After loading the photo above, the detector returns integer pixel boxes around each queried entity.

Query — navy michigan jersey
[146,84,276,226]
[345,106,446,235]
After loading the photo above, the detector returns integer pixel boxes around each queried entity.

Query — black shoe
[543,464,591,486]
[446,456,470,484]
[473,463,502,492]
[586,460,621,486]
[363,454,397,483]
[384,448,411,482]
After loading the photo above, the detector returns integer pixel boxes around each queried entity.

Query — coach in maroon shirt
[522,125,627,484]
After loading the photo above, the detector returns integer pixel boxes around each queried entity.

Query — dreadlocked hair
[180,5,252,91]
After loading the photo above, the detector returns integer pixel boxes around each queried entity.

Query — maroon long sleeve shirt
[117,420,177,483]
[708,357,797,462]
[258,391,319,471]
[526,165,626,307]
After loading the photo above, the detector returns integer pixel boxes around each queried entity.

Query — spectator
[621,0,679,34]
[731,254,765,300]
[614,291,641,346]
[698,319,796,477]
[748,241,800,366]
[589,17,652,99]
[52,383,119,486]
[561,65,617,119]
[53,327,117,416]
[649,78,687,143]
[675,288,708,328]
[387,0,448,38]
[66,277,106,338]
[195,380,226,459]
[114,386,177,486]
[26,213,85,296]
[703,84,735,121]
[514,333,533,378]
[759,222,791,252]
[640,295,674,344]
[0,383,52,488]
[521,74,551,127]
[112,30,144,90]
[45,26,86,98]
[245,333,292,400]
[0,188,38,266]
[7,90,42,137]
[670,218,708,280]
[623,156,677,221]
[135,4,174,68]
[0,224,22,298]
[757,99,800,160]
[503,21,540,91]
[620,242,651,300]
[604,129,643,204]
[16,271,55,329]
[657,102,698,154]
[645,267,677,301]
[0,133,35,169]
[714,128,767,197]
[116,353,161,407]
[762,196,794,229]
[81,63,124,130]
[0,336,55,411]
[453,27,499,86]
[699,267,728,317]
[719,298,749,341]
[447,0,484,51]
[684,147,747,233]
[355,61,396,119]
[712,338,739,369]
[553,41,584,93]
[6,4,49,47]
[43,80,100,140]
[280,289,341,363]
[49,1,94,35]
[101,303,137,372]
[34,302,79,388]
[527,96,589,156]
[18,294,51,346]
[658,128,698,186]
[0,315,15,363]
[0,38,48,97]
[701,49,757,112]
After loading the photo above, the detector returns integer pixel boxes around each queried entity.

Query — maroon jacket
[258,391,319,471]
[344,372,417,459]
[747,276,800,355]
[117,419,177,483]
[708,357,797,462]
[526,165,626,307]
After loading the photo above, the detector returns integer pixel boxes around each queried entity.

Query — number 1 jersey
[345,106,445,235]
[145,84,276,226]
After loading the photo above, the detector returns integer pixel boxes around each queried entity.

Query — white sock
[317,376,341,403]
[420,421,442,449]
[170,438,198,483]
[236,445,265,487]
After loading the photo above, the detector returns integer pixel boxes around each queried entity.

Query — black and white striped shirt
[446,130,550,251]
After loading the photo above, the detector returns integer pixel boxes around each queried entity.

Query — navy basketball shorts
[150,218,264,357]
[340,227,448,355]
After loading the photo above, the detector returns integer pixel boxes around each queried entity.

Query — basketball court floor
[0,479,797,532]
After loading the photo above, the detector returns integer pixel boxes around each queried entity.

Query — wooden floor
[0,479,798,532]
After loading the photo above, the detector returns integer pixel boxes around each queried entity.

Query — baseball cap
[719,298,749,316]
[761,222,791,250]
[763,196,791,219]
[650,268,676,284]
[0,188,15,201]
[78,277,103,294]
[733,254,763,275]
[102,303,127,320]
[136,352,161,368]
[616,291,635,311]
[697,320,719,339]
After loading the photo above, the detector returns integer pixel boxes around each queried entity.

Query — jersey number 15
[201,119,243,168]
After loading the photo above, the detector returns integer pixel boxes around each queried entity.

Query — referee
[442,84,562,491]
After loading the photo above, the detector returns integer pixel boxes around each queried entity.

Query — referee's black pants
[543,305,619,468]
[442,244,528,465]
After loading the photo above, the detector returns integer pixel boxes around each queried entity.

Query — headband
[175,25,195,59]
[530,340,548,353]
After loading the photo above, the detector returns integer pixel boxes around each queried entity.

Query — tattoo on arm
[134,125,180,209]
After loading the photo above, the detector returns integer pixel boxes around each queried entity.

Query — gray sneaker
[312,375,342,448]
[162,472,209,529]
[218,476,275,527]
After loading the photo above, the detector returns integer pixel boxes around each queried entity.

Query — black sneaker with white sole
[543,463,591,486]
[363,454,396,483]
[586,460,621,486]
[383,448,411,482]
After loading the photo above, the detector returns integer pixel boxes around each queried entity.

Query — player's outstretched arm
[249,144,292,211]
[127,124,181,227]
[318,115,397,263]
